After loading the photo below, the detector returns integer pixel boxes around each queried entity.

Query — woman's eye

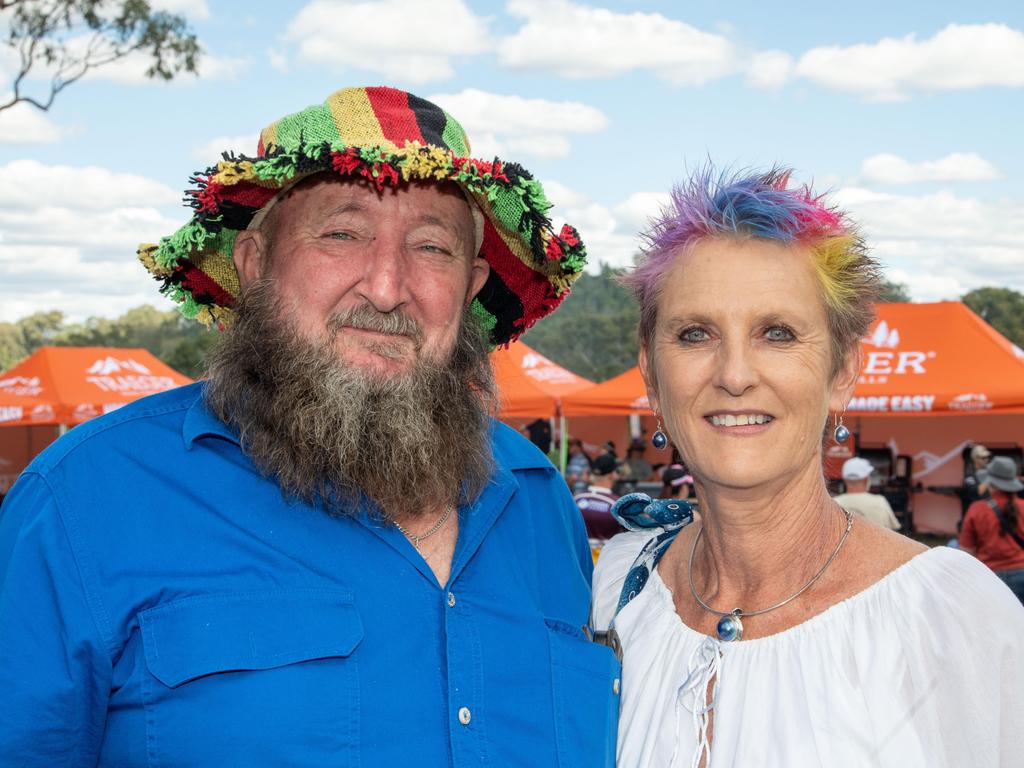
[327,231,355,240]
[679,326,710,344]
[765,325,795,342]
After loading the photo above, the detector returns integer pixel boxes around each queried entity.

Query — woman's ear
[638,343,659,415]
[829,344,861,413]
[233,230,268,290]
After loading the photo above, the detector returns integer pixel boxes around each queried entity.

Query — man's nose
[355,235,408,313]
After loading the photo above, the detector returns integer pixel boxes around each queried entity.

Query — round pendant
[834,424,850,444]
[716,611,744,642]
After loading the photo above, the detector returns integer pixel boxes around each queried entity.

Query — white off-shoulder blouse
[592,532,1024,768]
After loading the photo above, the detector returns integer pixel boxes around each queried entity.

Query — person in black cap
[574,453,625,542]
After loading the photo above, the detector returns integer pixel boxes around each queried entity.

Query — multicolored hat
[138,85,587,347]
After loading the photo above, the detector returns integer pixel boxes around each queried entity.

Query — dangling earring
[652,418,669,450]
[833,413,850,444]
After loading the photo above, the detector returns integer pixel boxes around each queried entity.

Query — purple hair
[622,165,880,374]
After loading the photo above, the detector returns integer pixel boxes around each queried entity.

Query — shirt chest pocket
[546,618,620,768]
[139,589,363,768]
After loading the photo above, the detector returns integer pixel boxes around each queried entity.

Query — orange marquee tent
[561,366,650,417]
[0,346,193,427]
[848,301,1024,415]
[491,342,593,419]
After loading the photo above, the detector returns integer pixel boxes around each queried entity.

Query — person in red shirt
[960,456,1024,604]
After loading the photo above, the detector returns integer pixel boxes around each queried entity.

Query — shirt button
[458,706,472,725]
[447,591,456,608]
[613,678,621,695]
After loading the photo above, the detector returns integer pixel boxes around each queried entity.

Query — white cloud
[613,192,670,231]
[746,49,794,90]
[796,23,1024,100]
[498,0,737,85]
[0,161,185,323]
[0,160,179,210]
[0,101,62,144]
[861,152,1001,184]
[192,134,261,161]
[428,88,607,159]
[834,186,1024,300]
[285,0,490,83]
[151,0,211,20]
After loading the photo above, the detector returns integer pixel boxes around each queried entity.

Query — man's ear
[233,229,268,290]
[638,342,659,415]
[465,256,490,306]
[829,344,861,413]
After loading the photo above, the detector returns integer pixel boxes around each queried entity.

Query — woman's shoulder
[591,531,653,630]
[883,546,1024,639]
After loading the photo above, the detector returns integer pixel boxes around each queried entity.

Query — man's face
[234,176,489,377]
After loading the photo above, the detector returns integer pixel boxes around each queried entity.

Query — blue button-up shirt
[0,383,619,766]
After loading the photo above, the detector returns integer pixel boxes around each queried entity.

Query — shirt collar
[182,382,239,449]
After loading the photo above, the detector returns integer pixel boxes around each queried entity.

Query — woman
[592,167,1024,767]
[960,455,1024,604]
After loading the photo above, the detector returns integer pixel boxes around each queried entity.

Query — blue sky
[1,0,1022,321]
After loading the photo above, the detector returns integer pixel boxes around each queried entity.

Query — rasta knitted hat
[137,85,587,347]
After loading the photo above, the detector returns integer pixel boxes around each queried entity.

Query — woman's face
[641,237,857,493]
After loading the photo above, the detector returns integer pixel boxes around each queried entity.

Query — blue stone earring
[833,414,850,444]
[651,419,669,450]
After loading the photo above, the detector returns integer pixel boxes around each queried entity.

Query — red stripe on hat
[365,86,425,146]
[481,219,555,312]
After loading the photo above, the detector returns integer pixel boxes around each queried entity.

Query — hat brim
[989,476,1024,493]
[138,141,586,347]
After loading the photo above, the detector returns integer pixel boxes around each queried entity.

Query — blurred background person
[564,438,592,493]
[623,438,656,482]
[962,443,993,519]
[574,453,625,543]
[834,456,900,531]
[960,456,1024,604]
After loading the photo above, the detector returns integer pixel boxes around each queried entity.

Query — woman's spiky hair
[621,165,882,376]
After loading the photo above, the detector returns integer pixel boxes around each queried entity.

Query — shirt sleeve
[0,471,112,765]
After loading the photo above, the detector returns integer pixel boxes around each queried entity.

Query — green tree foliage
[962,287,1024,348]
[1,0,200,112]
[522,264,640,381]
[0,305,217,378]
[880,280,912,302]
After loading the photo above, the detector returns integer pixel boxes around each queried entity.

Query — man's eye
[419,243,452,255]
[679,327,710,344]
[765,325,795,342]
[327,231,355,240]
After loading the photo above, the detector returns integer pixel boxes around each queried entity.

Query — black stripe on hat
[407,93,449,150]
[476,270,523,346]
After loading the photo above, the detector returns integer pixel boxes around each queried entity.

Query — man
[574,453,626,541]
[0,87,618,766]
[834,456,901,531]
[963,443,993,513]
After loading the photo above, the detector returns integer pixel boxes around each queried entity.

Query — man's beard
[204,280,496,521]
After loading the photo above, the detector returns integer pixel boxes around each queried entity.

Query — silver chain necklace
[688,506,854,642]
[394,505,454,551]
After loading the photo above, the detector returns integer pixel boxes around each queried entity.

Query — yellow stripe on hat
[327,88,393,150]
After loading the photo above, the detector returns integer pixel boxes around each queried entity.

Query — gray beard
[203,280,496,521]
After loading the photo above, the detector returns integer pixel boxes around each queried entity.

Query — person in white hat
[833,456,901,530]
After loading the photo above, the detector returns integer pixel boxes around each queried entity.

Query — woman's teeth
[709,414,772,427]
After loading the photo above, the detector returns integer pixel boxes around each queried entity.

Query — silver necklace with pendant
[688,506,854,642]
[394,504,453,551]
